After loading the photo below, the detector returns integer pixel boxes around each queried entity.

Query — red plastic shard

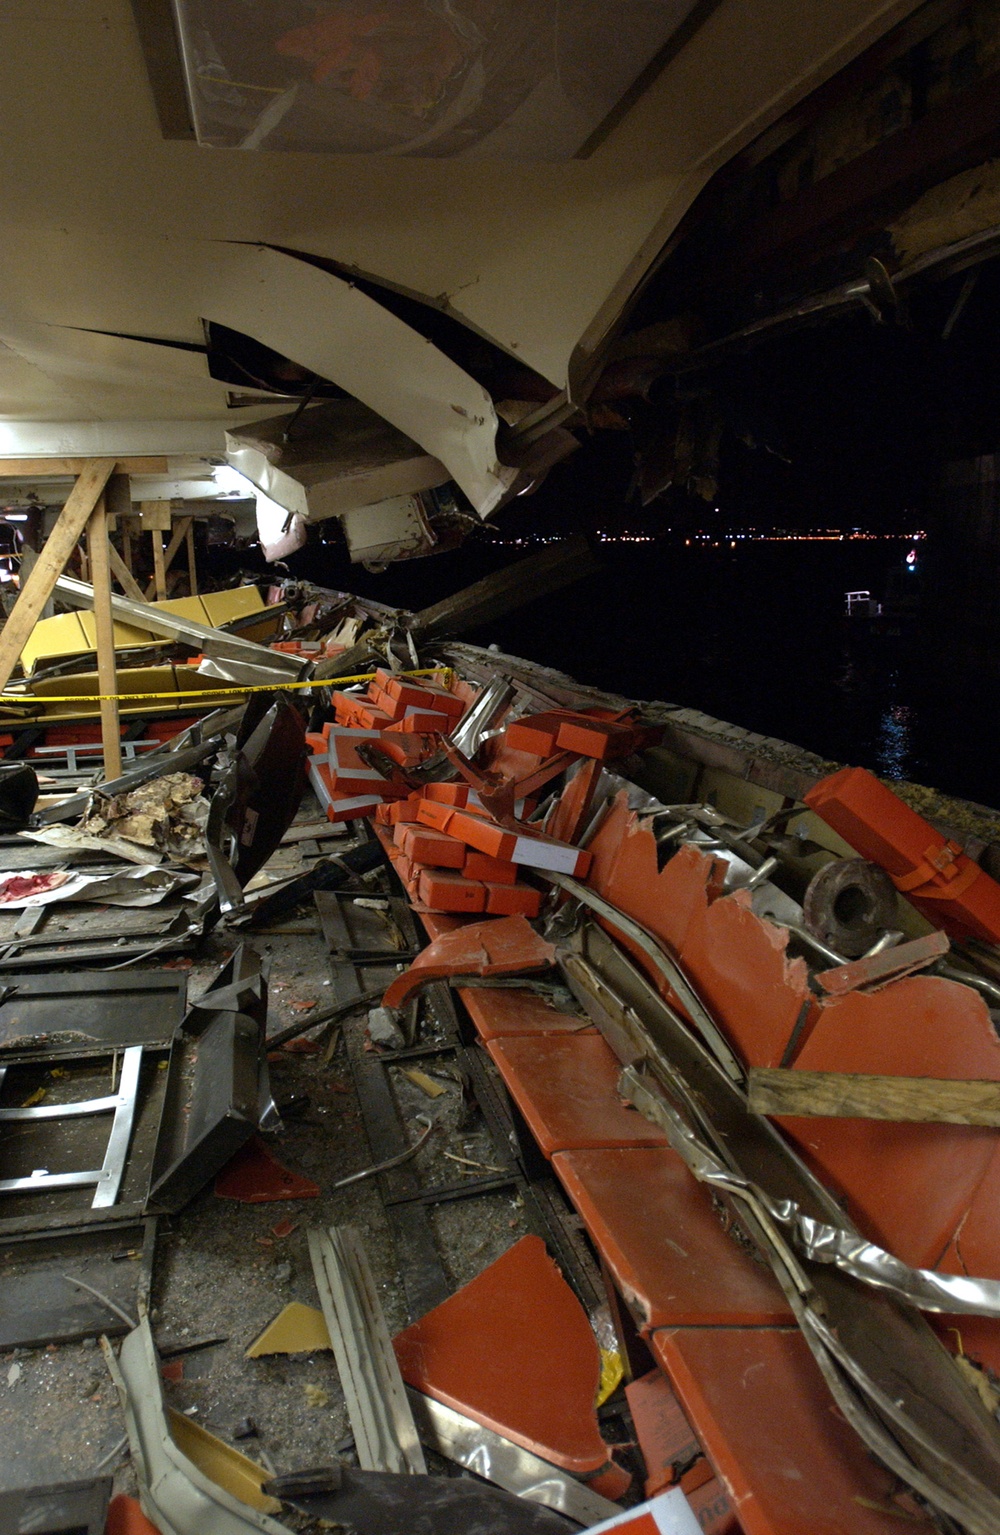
[382,914,555,1011]
[104,1494,162,1535]
[214,1136,320,1203]
[393,1234,611,1475]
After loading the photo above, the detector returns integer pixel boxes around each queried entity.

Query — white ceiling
[0,0,919,455]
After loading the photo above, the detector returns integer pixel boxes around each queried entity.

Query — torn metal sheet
[406,1390,620,1528]
[308,1224,426,1475]
[20,825,173,866]
[214,246,513,518]
[624,1065,1000,1321]
[558,913,1000,1535]
[283,1466,578,1534]
[0,865,199,908]
[0,1477,112,1535]
[103,1317,293,1535]
[226,399,449,525]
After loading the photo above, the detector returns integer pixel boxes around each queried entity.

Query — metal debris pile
[5,551,1000,1534]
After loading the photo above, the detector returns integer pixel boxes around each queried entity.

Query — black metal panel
[147,1009,263,1213]
[0,970,186,1052]
[0,1218,154,1349]
[0,1476,112,1534]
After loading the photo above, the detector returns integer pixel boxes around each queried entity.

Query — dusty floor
[0,796,535,1498]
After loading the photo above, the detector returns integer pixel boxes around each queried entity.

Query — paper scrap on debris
[0,865,199,908]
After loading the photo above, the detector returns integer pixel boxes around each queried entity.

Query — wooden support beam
[749,1068,1000,1127]
[151,531,167,600]
[144,515,192,600]
[186,518,198,596]
[0,457,169,478]
[87,493,122,779]
[107,541,146,602]
[0,458,115,693]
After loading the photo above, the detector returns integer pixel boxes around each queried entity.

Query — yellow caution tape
[0,667,452,707]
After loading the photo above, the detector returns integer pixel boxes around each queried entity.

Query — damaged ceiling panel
[0,0,921,456]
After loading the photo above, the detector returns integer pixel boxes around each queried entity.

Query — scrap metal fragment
[103,1317,293,1535]
[307,1224,426,1475]
[405,1390,620,1527]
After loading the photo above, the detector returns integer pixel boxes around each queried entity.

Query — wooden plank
[139,501,172,532]
[185,518,198,596]
[749,1068,1000,1126]
[107,541,146,602]
[87,493,122,778]
[151,530,167,600]
[0,457,168,478]
[0,459,116,692]
[144,516,192,598]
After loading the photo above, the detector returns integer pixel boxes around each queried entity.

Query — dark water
[293,533,996,810]
[466,539,998,812]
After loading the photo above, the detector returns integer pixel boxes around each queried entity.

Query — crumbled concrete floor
[0,805,533,1500]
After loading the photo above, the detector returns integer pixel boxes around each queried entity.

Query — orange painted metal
[650,1328,914,1535]
[546,757,604,847]
[459,985,596,1041]
[400,825,468,869]
[464,849,518,885]
[213,1136,320,1203]
[417,869,487,913]
[585,805,812,1068]
[814,930,949,994]
[484,882,542,918]
[625,1369,737,1530]
[806,765,1000,944]
[382,914,555,1011]
[552,1147,793,1330]
[105,1494,163,1535]
[485,1034,669,1154]
[393,1233,612,1475]
[783,973,1000,1268]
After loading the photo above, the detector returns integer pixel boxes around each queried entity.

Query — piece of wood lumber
[107,540,146,602]
[0,458,116,692]
[749,1067,1000,1126]
[145,516,192,599]
[151,529,167,600]
[0,457,169,478]
[186,518,198,596]
[139,501,172,532]
[87,492,122,778]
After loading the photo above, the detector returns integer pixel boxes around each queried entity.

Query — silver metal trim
[405,1389,620,1527]
[308,1225,425,1475]
[0,1044,141,1208]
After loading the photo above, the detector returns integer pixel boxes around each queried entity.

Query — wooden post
[144,515,192,600]
[107,541,146,602]
[88,491,122,779]
[151,531,167,599]
[186,519,198,595]
[122,518,133,575]
[0,459,115,693]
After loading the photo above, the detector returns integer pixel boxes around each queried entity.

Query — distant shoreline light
[486,530,927,547]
